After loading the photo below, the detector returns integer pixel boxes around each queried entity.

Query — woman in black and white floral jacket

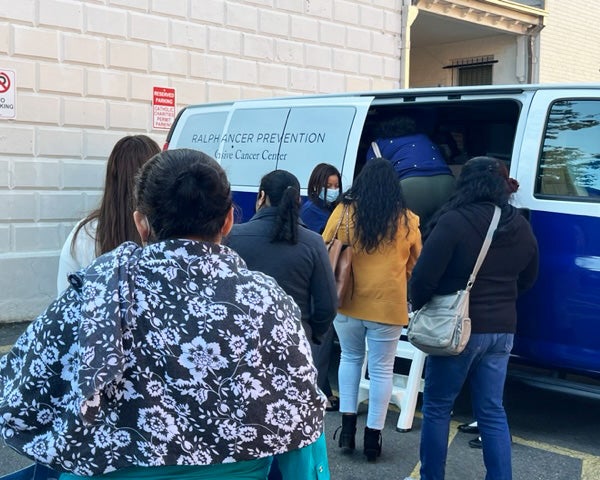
[0,149,329,480]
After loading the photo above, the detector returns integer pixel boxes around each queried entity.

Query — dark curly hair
[134,149,232,241]
[422,156,515,239]
[307,163,342,202]
[259,170,301,244]
[342,158,409,253]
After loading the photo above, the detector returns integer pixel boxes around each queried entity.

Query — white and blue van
[166,84,600,379]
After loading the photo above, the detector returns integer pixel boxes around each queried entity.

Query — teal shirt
[59,458,271,480]
[59,433,330,480]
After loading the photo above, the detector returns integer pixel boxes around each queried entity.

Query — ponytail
[272,185,300,243]
[258,171,301,244]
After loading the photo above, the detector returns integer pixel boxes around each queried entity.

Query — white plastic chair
[356,328,426,431]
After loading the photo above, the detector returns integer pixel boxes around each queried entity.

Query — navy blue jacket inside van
[225,207,337,342]
[409,202,539,334]
[366,133,452,180]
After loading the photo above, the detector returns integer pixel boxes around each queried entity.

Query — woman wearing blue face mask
[301,163,342,234]
[300,163,343,413]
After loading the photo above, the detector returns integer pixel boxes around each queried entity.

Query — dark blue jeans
[419,333,514,480]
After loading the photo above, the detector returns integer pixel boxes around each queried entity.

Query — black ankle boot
[334,414,357,453]
[363,426,382,462]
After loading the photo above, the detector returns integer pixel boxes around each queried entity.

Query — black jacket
[225,207,337,341]
[409,202,539,333]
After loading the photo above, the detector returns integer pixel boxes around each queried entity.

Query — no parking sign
[0,69,16,119]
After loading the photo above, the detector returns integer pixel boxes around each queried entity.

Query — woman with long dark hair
[409,157,539,480]
[225,169,337,387]
[322,158,421,463]
[300,163,343,411]
[57,135,160,293]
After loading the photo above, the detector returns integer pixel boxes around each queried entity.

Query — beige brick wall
[0,0,402,322]
[538,0,600,82]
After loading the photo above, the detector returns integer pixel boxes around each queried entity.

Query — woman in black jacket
[408,157,539,480]
[225,170,338,409]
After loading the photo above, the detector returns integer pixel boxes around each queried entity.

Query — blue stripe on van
[514,209,600,374]
[232,191,258,223]
[232,190,311,223]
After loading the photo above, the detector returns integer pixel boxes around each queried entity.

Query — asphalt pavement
[1,322,599,479]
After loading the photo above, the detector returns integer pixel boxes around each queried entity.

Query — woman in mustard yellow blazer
[322,158,421,463]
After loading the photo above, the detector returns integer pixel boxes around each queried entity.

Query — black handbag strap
[466,206,501,291]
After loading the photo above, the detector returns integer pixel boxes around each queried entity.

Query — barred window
[458,64,493,86]
[444,55,496,86]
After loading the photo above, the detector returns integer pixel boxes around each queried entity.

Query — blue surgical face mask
[319,188,339,204]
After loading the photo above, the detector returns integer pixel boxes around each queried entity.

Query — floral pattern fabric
[0,240,325,476]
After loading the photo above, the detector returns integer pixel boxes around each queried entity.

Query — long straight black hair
[259,170,301,244]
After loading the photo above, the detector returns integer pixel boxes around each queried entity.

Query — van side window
[174,111,228,153]
[220,106,355,188]
[219,108,290,187]
[537,100,600,200]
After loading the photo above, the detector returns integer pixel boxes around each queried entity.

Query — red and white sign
[0,69,16,119]
[152,86,176,130]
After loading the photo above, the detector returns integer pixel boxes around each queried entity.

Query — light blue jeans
[419,333,514,480]
[334,315,403,430]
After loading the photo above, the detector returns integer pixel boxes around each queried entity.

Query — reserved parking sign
[152,86,175,130]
